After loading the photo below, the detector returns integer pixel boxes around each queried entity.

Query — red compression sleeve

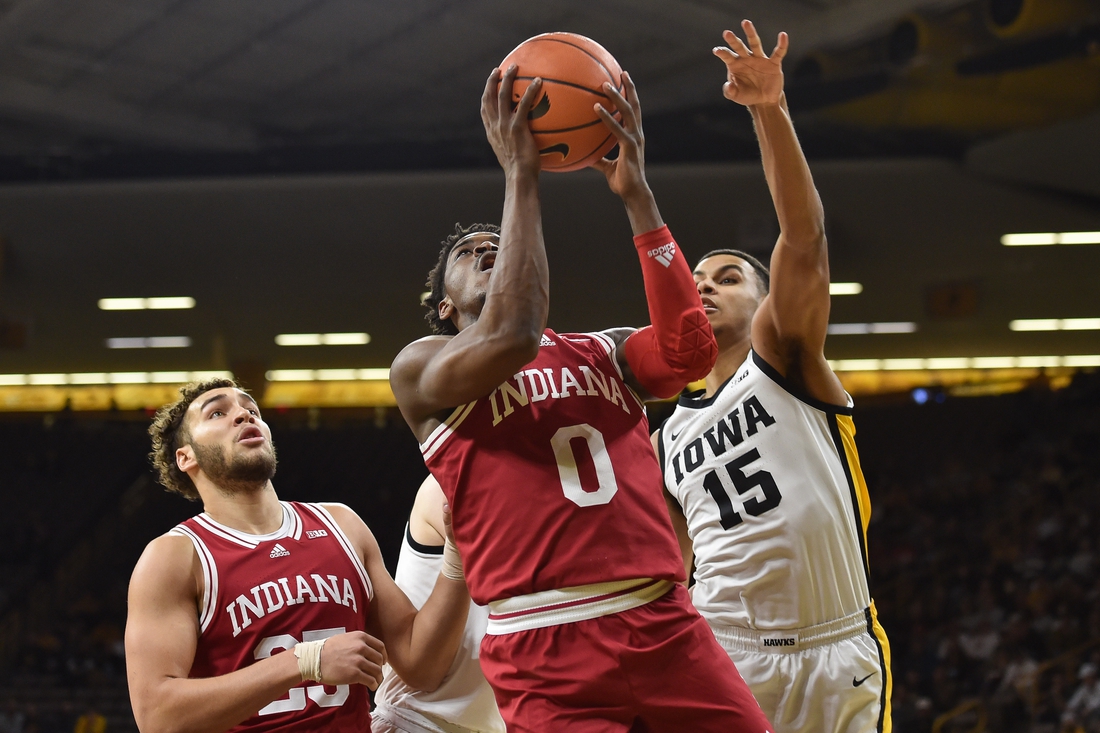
[623,225,718,399]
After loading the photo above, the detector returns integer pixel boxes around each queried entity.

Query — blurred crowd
[0,371,1097,732]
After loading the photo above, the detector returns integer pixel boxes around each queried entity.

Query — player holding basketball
[654,21,892,733]
[389,64,771,732]
[126,378,471,733]
[373,474,505,733]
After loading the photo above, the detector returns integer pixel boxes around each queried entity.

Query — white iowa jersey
[658,351,874,631]
[374,526,505,733]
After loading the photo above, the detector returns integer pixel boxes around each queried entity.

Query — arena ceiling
[0,0,1098,403]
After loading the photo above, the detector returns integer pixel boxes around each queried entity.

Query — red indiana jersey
[170,501,373,732]
[421,329,686,605]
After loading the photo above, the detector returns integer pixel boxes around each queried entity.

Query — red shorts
[479,584,772,732]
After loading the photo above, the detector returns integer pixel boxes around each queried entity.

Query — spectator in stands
[1063,663,1100,732]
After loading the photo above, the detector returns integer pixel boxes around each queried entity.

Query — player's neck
[705,336,752,397]
[199,481,283,535]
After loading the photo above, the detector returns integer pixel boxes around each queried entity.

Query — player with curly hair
[127,379,472,733]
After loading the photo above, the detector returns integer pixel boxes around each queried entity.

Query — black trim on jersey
[751,351,854,415]
[865,607,890,733]
[405,523,444,556]
[827,414,871,583]
[675,359,745,409]
[655,426,667,474]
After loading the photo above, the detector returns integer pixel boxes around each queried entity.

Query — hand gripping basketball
[482,64,544,177]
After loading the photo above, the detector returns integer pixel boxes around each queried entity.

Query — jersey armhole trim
[405,522,444,556]
[301,503,375,601]
[169,525,218,634]
[751,350,854,415]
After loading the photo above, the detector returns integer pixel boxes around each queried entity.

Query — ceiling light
[828,322,918,335]
[106,336,192,349]
[829,282,863,296]
[1010,318,1100,331]
[266,368,391,382]
[275,333,371,346]
[98,297,196,310]
[829,355,1100,371]
[28,373,67,385]
[0,371,231,387]
[1001,231,1100,246]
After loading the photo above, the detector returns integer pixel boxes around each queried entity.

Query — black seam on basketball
[532,37,620,86]
[555,130,616,169]
[532,118,611,134]
[514,75,613,98]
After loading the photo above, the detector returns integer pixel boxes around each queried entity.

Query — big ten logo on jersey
[256,627,349,715]
[227,573,359,637]
[669,394,782,529]
[488,363,631,426]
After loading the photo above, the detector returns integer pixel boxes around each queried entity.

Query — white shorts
[710,608,892,733]
[372,705,489,733]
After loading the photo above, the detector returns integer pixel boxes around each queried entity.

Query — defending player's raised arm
[716,21,846,404]
[391,66,549,430]
[325,503,469,693]
[125,535,383,733]
[590,74,717,401]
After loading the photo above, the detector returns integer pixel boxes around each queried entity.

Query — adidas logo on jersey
[269,543,290,558]
[647,242,676,267]
[540,334,556,346]
[306,529,328,539]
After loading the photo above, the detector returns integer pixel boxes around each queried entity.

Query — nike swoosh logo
[853,672,876,687]
[670,429,682,441]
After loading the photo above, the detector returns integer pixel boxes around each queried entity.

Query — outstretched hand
[482,65,544,177]
[713,19,788,108]
[591,72,650,202]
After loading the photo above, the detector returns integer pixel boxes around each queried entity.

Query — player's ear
[176,444,197,474]
[438,297,454,322]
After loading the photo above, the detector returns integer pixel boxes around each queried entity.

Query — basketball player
[125,378,471,733]
[373,474,505,733]
[389,64,771,732]
[654,21,892,733]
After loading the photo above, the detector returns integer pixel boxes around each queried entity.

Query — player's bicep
[125,537,202,698]
[392,331,536,421]
[754,235,831,355]
[322,505,417,645]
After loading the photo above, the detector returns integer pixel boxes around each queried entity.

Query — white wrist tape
[294,639,326,683]
[441,537,465,581]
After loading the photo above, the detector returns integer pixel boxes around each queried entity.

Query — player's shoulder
[315,502,379,553]
[130,531,200,592]
[391,335,453,375]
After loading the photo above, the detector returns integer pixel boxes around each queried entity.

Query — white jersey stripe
[485,579,672,635]
[170,525,219,633]
[420,401,477,460]
[301,503,374,601]
[191,504,295,549]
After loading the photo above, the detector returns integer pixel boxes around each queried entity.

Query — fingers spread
[772,32,790,62]
[713,46,738,65]
[483,68,500,101]
[512,77,543,120]
[725,30,752,58]
[594,103,626,140]
[742,19,765,56]
[497,64,518,112]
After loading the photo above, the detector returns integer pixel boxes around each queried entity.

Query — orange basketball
[499,33,624,173]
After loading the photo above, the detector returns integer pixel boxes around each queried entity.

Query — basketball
[499,33,624,173]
